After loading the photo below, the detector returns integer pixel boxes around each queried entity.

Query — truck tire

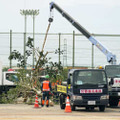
[99,105,105,112]
[109,98,119,107]
[60,95,65,109]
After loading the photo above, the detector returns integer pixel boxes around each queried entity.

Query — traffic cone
[34,94,39,108]
[118,99,120,107]
[65,96,72,113]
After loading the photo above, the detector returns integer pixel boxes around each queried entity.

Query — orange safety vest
[55,80,59,86]
[42,80,50,91]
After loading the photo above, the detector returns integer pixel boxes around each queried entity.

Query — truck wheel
[99,105,105,112]
[109,98,119,107]
[60,95,65,109]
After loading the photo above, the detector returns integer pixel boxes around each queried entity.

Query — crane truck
[49,2,119,108]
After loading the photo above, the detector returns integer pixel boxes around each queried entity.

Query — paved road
[0,104,120,120]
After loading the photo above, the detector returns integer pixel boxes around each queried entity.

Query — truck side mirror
[67,78,71,84]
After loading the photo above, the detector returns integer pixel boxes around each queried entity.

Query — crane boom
[49,2,116,64]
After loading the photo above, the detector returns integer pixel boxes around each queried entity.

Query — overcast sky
[0,0,120,34]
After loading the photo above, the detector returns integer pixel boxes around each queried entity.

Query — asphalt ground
[0,104,120,120]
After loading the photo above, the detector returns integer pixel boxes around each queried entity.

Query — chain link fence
[0,31,120,68]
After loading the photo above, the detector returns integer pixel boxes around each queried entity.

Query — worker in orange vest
[41,75,52,107]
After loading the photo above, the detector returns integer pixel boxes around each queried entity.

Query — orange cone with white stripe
[65,96,72,113]
[34,94,39,108]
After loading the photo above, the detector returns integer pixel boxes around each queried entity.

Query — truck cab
[105,65,120,106]
[0,61,18,94]
[2,71,18,85]
[0,71,18,94]
[59,69,109,111]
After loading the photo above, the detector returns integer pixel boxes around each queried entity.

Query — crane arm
[49,2,116,64]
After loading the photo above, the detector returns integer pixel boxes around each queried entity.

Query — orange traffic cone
[118,99,120,107]
[34,94,39,108]
[65,96,72,113]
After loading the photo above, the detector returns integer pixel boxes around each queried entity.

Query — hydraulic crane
[49,2,116,65]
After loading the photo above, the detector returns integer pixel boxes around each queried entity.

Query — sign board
[57,85,67,94]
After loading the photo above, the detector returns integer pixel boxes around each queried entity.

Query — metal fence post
[59,33,61,67]
[92,44,94,68]
[24,15,27,68]
[10,30,12,68]
[72,31,75,67]
[24,32,26,68]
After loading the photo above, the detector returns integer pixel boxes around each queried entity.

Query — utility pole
[20,10,27,68]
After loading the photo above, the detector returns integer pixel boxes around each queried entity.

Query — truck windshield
[105,65,120,78]
[73,70,107,85]
[6,73,19,82]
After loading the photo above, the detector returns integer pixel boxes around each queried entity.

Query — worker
[41,75,52,107]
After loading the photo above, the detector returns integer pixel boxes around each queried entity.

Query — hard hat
[45,75,49,79]
[99,66,103,69]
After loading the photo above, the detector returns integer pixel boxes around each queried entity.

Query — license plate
[88,101,96,105]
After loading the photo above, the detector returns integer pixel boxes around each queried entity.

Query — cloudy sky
[0,0,120,34]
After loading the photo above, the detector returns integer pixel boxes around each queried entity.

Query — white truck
[105,65,120,106]
[0,61,18,94]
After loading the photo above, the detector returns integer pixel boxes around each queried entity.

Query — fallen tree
[3,22,67,104]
